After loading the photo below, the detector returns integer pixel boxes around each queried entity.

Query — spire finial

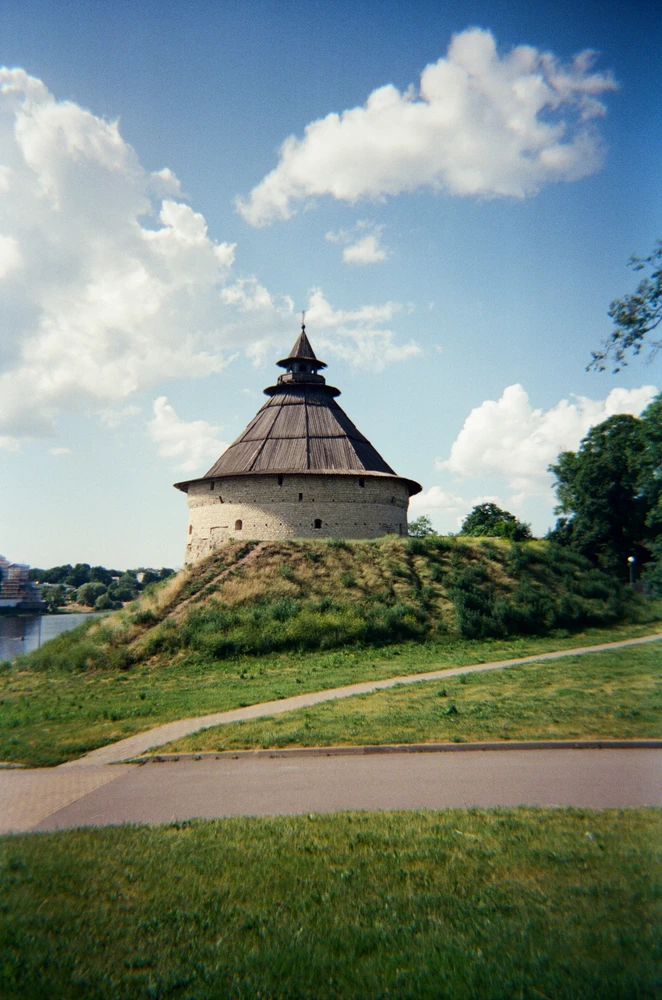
[301,310,306,333]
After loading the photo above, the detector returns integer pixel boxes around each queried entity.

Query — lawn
[160,641,662,754]
[1,809,660,999]
[1,621,661,767]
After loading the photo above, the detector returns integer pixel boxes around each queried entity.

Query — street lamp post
[627,555,636,587]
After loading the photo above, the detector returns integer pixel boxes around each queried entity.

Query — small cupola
[276,317,327,385]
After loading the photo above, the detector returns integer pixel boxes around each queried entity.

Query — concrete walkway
[32,748,662,831]
[63,631,662,766]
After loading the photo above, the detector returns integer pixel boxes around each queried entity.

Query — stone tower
[175,325,421,563]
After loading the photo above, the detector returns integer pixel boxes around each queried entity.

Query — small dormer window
[277,474,284,486]
[359,478,365,488]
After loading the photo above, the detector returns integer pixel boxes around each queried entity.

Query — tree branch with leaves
[588,240,662,372]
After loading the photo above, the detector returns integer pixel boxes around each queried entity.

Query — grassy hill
[3,536,661,766]
[22,535,645,675]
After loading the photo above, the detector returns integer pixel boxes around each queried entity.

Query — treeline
[411,394,662,595]
[28,564,175,611]
[549,395,662,590]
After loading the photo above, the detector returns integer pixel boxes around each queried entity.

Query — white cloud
[343,234,387,266]
[0,234,21,277]
[304,289,420,369]
[439,383,657,498]
[99,405,142,429]
[148,397,228,474]
[326,222,390,265]
[0,68,415,446]
[49,447,70,456]
[237,28,617,226]
[409,487,504,533]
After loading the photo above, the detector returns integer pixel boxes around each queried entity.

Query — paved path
[31,748,662,831]
[61,631,662,766]
[2,631,661,835]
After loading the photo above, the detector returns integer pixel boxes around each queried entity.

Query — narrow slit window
[277,474,284,486]
[298,493,303,501]
[210,482,214,490]
[313,519,322,530]
[234,519,243,531]
[359,478,365,487]
[188,525,192,535]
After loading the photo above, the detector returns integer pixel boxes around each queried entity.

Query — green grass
[160,642,662,754]
[1,810,660,999]
[2,622,662,767]
[14,536,649,677]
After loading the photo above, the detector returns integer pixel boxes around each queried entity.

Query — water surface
[0,613,103,662]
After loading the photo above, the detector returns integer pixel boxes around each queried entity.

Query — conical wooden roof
[175,327,421,495]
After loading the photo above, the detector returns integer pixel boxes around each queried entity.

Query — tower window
[188,525,192,535]
[235,519,243,531]
[277,474,284,486]
[210,482,214,490]
[359,478,365,487]
[298,493,303,501]
[313,519,322,529]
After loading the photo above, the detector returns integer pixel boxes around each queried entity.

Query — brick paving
[0,765,132,834]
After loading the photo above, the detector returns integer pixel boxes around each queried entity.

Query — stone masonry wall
[184,473,410,563]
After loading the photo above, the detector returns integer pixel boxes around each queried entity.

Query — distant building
[175,325,422,563]
[0,556,47,612]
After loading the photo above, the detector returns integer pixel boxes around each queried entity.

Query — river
[0,613,104,662]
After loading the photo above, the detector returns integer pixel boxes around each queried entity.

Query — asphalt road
[25,747,662,832]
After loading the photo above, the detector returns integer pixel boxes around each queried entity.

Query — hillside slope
[22,536,643,673]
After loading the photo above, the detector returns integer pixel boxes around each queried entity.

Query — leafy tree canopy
[408,515,436,538]
[76,581,107,607]
[589,241,662,372]
[459,503,532,541]
[549,399,662,584]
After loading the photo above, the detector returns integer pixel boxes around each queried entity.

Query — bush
[326,538,349,549]
[76,581,107,607]
[95,593,122,611]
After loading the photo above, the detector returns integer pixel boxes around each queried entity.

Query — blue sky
[0,0,659,568]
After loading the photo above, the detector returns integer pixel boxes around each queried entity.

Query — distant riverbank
[0,613,103,662]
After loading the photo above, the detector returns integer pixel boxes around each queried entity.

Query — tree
[76,581,107,607]
[89,565,114,586]
[549,408,662,578]
[66,563,91,588]
[459,503,532,541]
[94,592,122,611]
[408,515,435,538]
[589,241,662,372]
[41,583,67,610]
